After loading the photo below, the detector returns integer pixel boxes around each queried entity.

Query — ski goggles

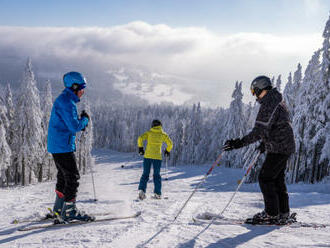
[251,87,256,96]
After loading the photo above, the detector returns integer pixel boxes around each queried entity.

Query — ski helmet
[250,76,272,97]
[151,119,162,127]
[63,71,87,91]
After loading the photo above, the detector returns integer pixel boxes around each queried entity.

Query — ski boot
[245,210,279,225]
[153,193,161,199]
[46,190,65,219]
[277,212,297,225]
[59,201,95,223]
[138,190,146,200]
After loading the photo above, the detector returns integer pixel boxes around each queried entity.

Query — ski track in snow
[0,149,330,248]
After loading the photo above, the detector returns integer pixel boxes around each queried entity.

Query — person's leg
[53,153,94,222]
[258,153,289,216]
[51,154,66,214]
[276,166,290,215]
[53,155,65,195]
[153,159,162,195]
[53,152,80,202]
[138,158,152,193]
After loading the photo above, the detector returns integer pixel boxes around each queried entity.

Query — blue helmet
[63,71,87,90]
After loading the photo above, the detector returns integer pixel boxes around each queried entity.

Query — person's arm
[163,134,173,152]
[241,123,264,145]
[57,102,88,133]
[241,102,281,145]
[137,132,148,147]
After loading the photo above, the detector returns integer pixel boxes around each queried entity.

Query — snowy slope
[0,149,330,248]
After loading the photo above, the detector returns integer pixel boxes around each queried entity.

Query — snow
[0,149,330,248]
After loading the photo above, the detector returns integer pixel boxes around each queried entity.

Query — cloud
[0,22,323,107]
[303,0,327,17]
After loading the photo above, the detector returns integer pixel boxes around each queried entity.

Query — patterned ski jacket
[138,126,173,160]
[241,88,295,155]
[47,88,88,154]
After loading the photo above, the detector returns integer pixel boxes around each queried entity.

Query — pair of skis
[192,213,328,228]
[14,210,142,231]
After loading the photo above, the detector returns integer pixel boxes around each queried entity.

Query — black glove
[80,110,90,121]
[164,150,170,158]
[223,138,244,151]
[257,142,265,153]
[80,110,89,131]
[138,147,144,156]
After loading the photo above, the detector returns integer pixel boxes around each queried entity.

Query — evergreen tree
[276,75,282,92]
[11,58,44,185]
[223,81,247,168]
[0,123,11,186]
[41,80,55,180]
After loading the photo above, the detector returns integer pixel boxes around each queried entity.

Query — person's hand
[138,147,144,156]
[164,150,170,158]
[80,110,89,131]
[257,142,265,153]
[223,138,244,151]
[80,110,90,121]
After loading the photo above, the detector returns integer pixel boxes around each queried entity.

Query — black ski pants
[52,152,80,202]
[258,153,290,216]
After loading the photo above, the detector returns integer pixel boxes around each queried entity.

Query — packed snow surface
[0,149,329,248]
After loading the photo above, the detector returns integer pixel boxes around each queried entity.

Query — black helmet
[250,76,272,97]
[151,119,162,127]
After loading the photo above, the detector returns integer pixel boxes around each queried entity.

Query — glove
[164,150,170,158]
[138,147,144,156]
[223,138,244,151]
[80,110,89,131]
[80,110,90,121]
[257,142,265,153]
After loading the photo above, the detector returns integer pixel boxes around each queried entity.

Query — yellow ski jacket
[137,126,173,160]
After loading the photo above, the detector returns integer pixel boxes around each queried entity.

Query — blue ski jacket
[47,88,88,154]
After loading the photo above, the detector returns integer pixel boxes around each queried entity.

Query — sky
[0,0,329,106]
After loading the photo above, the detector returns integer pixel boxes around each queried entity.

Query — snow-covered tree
[0,123,11,186]
[77,100,94,174]
[41,80,55,180]
[223,81,247,168]
[11,58,44,185]
[276,75,282,92]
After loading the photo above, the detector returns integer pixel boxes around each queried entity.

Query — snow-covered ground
[0,149,330,248]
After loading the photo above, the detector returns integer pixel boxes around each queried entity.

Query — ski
[18,211,141,231]
[12,210,117,224]
[192,215,328,228]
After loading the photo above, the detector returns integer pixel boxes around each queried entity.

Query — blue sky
[0,0,329,34]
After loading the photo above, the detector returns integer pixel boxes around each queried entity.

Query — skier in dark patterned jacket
[224,75,295,224]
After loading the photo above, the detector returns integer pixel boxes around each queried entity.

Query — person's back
[137,119,173,200]
[140,125,172,160]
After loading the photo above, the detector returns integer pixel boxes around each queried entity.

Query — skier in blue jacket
[47,71,94,222]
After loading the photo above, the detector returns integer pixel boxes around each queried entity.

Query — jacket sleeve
[241,105,268,145]
[241,123,264,145]
[241,102,282,145]
[57,102,88,133]
[137,132,148,147]
[163,134,173,152]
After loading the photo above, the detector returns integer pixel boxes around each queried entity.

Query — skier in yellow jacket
[137,119,173,200]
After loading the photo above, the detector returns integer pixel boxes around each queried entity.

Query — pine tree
[41,80,55,180]
[223,81,247,168]
[276,75,282,92]
[0,123,11,187]
[11,58,44,185]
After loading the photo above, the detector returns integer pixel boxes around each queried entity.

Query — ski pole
[165,156,169,181]
[215,150,261,219]
[88,160,97,201]
[173,150,224,221]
